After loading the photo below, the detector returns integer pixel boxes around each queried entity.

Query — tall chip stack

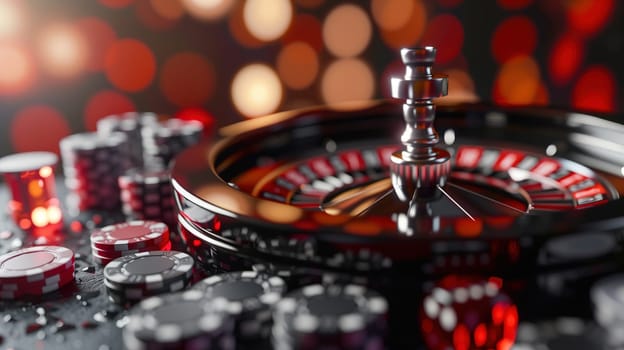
[141,119,204,171]
[96,112,159,169]
[60,132,131,213]
[118,169,177,228]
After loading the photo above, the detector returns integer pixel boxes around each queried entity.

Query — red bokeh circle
[84,90,136,130]
[11,105,71,153]
[491,16,537,64]
[420,14,464,65]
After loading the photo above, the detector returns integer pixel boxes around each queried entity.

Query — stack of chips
[90,220,171,266]
[60,132,131,212]
[96,112,159,169]
[123,289,236,350]
[272,284,388,350]
[118,169,176,227]
[591,274,624,346]
[193,271,287,345]
[103,250,194,304]
[0,246,75,299]
[142,119,203,170]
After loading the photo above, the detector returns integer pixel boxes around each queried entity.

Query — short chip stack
[0,246,75,299]
[90,220,172,266]
[103,250,195,304]
[60,132,131,212]
[123,289,236,350]
[142,118,203,171]
[193,271,287,344]
[118,169,176,227]
[272,284,388,350]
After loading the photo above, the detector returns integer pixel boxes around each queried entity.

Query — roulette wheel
[171,47,624,347]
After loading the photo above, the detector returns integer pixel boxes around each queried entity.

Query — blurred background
[0,0,621,157]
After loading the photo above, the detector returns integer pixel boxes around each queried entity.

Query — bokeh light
[282,14,323,53]
[160,52,216,107]
[323,4,372,58]
[0,44,35,96]
[321,58,375,105]
[38,23,88,79]
[150,0,185,20]
[104,38,157,92]
[229,1,264,48]
[231,63,282,118]
[277,41,319,90]
[566,0,614,37]
[243,0,292,42]
[135,0,178,31]
[84,90,136,130]
[181,0,234,22]
[371,0,414,32]
[491,16,537,64]
[494,55,540,105]
[548,33,584,86]
[0,1,23,39]
[443,69,479,103]
[572,65,616,112]
[379,0,427,49]
[174,107,216,136]
[99,0,135,9]
[11,105,71,153]
[421,14,464,65]
[76,17,117,72]
[534,82,550,105]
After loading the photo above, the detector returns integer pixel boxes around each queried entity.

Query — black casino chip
[193,271,287,340]
[272,283,388,350]
[123,289,235,349]
[103,250,194,302]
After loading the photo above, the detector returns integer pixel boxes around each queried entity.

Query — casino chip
[97,112,159,169]
[193,271,287,340]
[272,283,388,350]
[91,220,170,251]
[591,274,624,327]
[90,220,171,266]
[142,118,203,171]
[123,289,235,350]
[118,169,176,227]
[0,246,75,299]
[60,132,131,212]
[103,250,194,303]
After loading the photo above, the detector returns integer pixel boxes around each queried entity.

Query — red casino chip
[92,253,116,267]
[0,267,75,292]
[0,246,75,283]
[90,220,170,251]
[91,240,172,259]
[0,273,76,299]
